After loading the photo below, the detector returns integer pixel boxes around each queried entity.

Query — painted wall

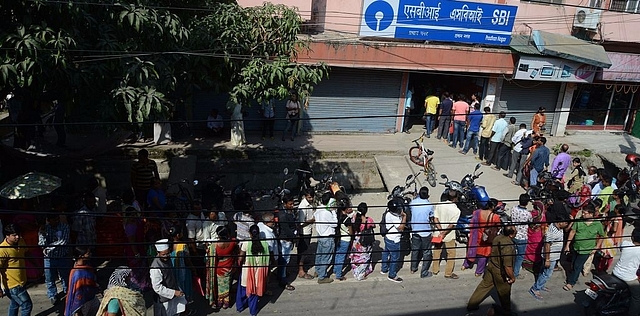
[237,0,640,43]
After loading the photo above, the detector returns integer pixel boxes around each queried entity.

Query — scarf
[65,265,97,316]
[108,266,131,289]
[98,286,146,316]
[465,209,482,262]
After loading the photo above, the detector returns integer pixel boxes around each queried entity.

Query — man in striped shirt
[130,149,159,210]
[38,214,70,305]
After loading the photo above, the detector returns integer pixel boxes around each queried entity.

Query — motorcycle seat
[596,274,629,291]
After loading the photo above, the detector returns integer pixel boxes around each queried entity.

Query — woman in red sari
[206,226,236,309]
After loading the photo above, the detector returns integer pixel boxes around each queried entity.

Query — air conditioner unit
[573,8,602,30]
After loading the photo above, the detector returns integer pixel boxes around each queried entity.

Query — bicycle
[408,132,437,187]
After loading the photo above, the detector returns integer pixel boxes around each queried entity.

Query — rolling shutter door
[304,67,403,133]
[498,80,560,131]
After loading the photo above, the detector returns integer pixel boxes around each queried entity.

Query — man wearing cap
[150,239,190,316]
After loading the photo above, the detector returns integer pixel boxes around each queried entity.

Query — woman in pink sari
[522,201,547,274]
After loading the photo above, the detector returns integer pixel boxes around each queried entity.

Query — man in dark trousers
[466,225,517,316]
[437,92,453,143]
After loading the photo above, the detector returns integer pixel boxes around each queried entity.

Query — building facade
[231,0,640,135]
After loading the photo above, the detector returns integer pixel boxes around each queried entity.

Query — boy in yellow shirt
[0,224,32,316]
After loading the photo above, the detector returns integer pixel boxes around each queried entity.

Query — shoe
[388,276,403,283]
[426,134,430,138]
[380,270,388,275]
[317,278,334,284]
[410,270,417,274]
[404,131,411,134]
[421,272,434,278]
[458,150,467,155]
[432,271,439,275]
[336,277,346,281]
[50,298,56,305]
[444,273,459,279]
[503,173,512,178]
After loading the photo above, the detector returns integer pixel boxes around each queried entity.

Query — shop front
[567,52,640,131]
[505,31,612,135]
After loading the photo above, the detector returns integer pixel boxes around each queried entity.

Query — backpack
[359,218,375,247]
[379,211,390,237]
[481,213,500,244]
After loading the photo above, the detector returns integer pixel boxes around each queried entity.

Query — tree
[0,0,326,126]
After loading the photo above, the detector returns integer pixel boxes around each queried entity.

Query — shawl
[64,265,97,316]
[97,286,146,316]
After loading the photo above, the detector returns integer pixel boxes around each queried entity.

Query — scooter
[583,273,630,316]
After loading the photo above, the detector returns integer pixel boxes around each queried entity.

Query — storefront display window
[568,83,638,128]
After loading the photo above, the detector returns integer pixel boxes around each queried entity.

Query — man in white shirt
[206,109,223,136]
[505,124,528,179]
[431,191,461,279]
[297,189,316,279]
[314,193,338,284]
[612,229,640,316]
[380,198,407,283]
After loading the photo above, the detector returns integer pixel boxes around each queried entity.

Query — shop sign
[359,0,518,46]
[514,56,596,83]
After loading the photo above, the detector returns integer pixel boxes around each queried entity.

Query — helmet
[626,153,640,167]
[387,197,405,213]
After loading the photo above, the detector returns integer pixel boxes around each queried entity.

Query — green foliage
[0,0,326,125]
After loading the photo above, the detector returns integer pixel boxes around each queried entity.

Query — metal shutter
[304,67,403,133]
[498,80,561,132]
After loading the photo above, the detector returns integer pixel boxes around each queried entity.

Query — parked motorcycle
[272,168,295,208]
[439,164,490,244]
[199,174,226,211]
[387,171,421,204]
[583,273,631,316]
[527,163,564,203]
[314,165,346,198]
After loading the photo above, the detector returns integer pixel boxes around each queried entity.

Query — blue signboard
[359,0,518,46]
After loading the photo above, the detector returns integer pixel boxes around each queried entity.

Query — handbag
[431,235,443,244]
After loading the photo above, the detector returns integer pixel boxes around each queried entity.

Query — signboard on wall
[359,0,518,46]
[514,56,597,83]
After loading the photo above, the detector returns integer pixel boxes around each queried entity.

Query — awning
[509,35,542,56]
[531,30,612,68]
[600,52,640,82]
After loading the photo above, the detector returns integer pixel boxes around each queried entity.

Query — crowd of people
[2,102,640,315]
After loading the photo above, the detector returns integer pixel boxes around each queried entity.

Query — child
[567,158,586,194]
[586,166,598,188]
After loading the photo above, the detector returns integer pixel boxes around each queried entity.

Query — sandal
[283,284,295,291]
[529,288,543,301]
[298,273,314,280]
[553,266,563,272]
[563,284,573,291]
[542,287,551,292]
